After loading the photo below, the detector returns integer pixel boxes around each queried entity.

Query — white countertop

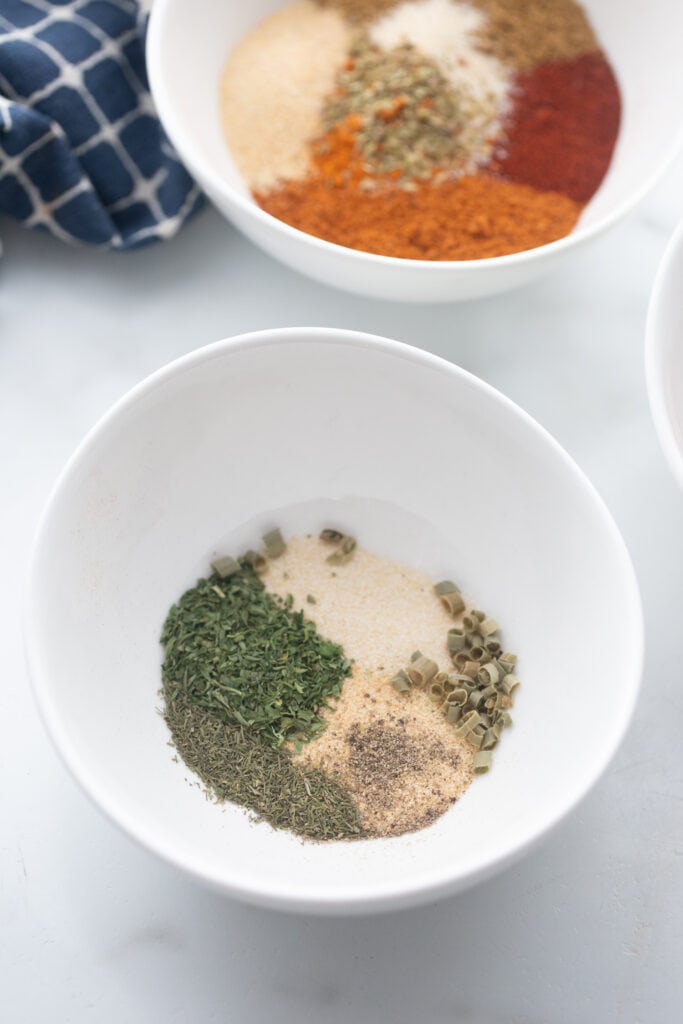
[3,150,683,1024]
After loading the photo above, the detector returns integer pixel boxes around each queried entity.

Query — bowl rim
[24,328,644,913]
[646,217,683,491]
[146,0,683,273]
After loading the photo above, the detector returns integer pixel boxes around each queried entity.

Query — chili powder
[496,52,621,204]
[256,172,581,260]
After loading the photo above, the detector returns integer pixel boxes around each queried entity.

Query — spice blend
[161,529,521,841]
[220,0,621,260]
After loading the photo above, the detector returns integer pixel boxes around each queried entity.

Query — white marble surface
[2,149,683,1024]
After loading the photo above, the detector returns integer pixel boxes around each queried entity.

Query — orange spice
[256,140,582,260]
[311,114,367,186]
[255,117,583,260]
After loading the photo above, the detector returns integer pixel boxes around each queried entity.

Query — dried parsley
[164,697,363,840]
[161,565,351,748]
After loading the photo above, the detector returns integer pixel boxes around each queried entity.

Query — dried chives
[324,531,357,566]
[482,729,498,750]
[501,674,521,694]
[442,591,466,615]
[428,682,445,703]
[447,629,467,654]
[467,725,486,750]
[407,655,439,687]
[423,584,520,780]
[478,663,500,686]
[320,528,344,544]
[391,670,412,693]
[241,549,267,573]
[210,554,240,579]
[434,580,461,597]
[262,527,286,558]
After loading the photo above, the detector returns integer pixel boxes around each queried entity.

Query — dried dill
[164,697,363,840]
[161,565,351,748]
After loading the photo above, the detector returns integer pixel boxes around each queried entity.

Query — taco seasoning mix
[220,0,621,260]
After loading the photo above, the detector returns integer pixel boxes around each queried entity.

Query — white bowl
[26,328,642,914]
[646,218,683,490]
[147,0,683,302]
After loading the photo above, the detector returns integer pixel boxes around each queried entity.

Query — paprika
[496,52,621,204]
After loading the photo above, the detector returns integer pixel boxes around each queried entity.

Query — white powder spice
[263,535,456,677]
[220,2,351,190]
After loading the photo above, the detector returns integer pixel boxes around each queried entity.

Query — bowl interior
[151,0,683,234]
[648,221,683,489]
[27,331,641,911]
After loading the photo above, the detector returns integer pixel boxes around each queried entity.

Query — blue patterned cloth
[0,0,202,249]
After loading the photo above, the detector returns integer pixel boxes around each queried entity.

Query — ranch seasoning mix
[219,0,620,260]
[161,528,521,841]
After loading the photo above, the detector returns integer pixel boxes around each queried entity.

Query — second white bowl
[26,328,642,913]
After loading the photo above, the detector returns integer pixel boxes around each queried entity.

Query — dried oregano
[320,36,474,187]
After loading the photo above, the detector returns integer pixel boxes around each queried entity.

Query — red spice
[496,52,621,204]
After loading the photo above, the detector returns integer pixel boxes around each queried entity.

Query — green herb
[428,681,445,703]
[241,549,267,573]
[390,669,411,693]
[210,555,240,579]
[161,566,351,748]
[455,710,481,737]
[432,589,520,759]
[477,663,500,686]
[263,527,286,558]
[320,528,344,544]
[468,725,486,750]
[163,697,363,840]
[324,532,357,566]
[434,580,460,597]
[321,36,482,188]
[500,673,520,694]
[435,579,466,615]
[306,594,317,604]
[406,654,438,687]
[441,591,466,615]
[447,628,467,655]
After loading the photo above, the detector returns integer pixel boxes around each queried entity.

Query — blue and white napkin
[0,0,202,249]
